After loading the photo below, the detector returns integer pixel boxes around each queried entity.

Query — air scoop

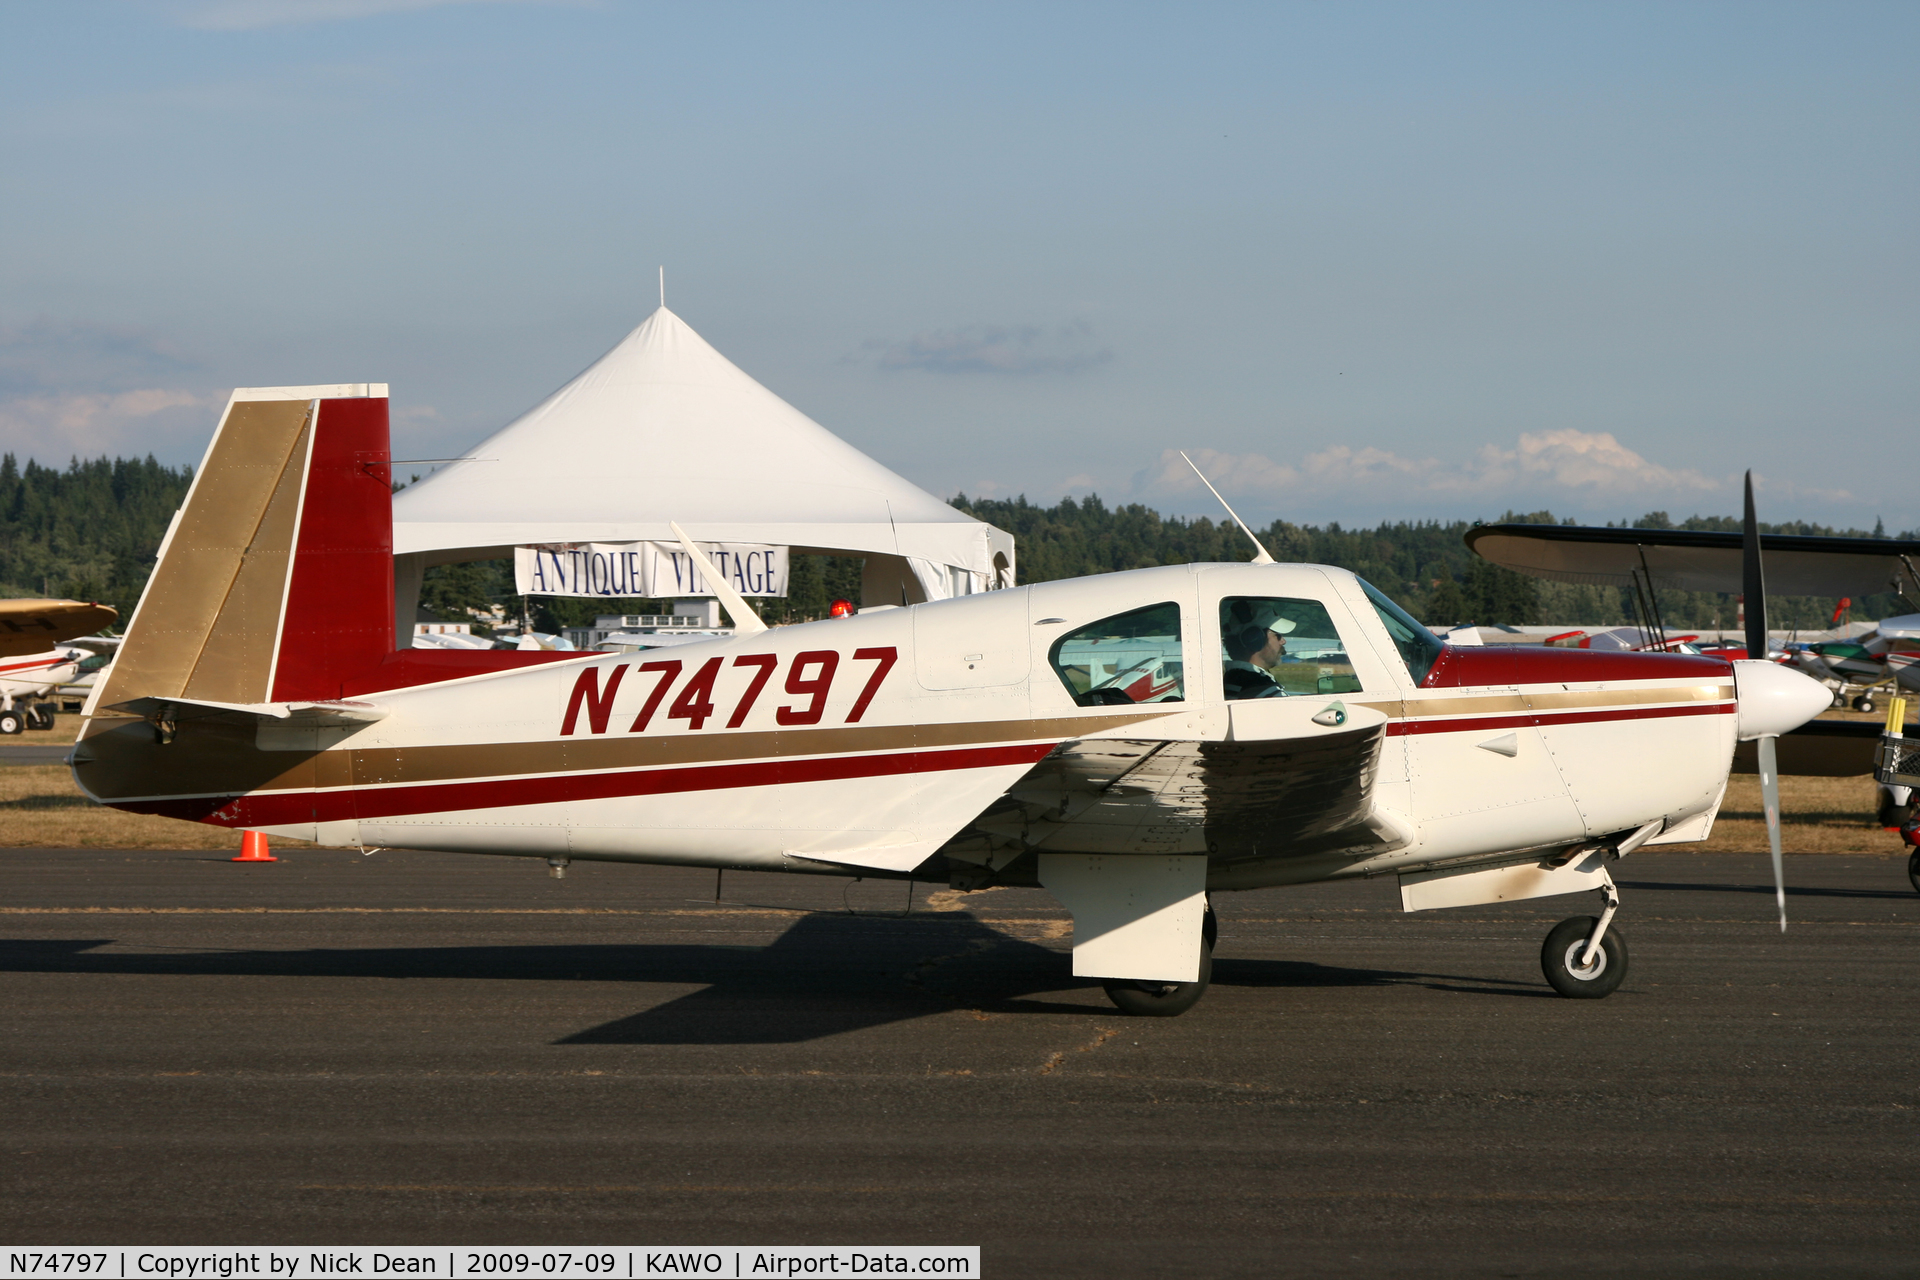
[1733,660,1832,740]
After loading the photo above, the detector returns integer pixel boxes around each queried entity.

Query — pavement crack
[1037,1026,1120,1075]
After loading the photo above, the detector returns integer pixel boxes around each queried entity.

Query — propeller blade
[1758,733,1786,932]
[1743,470,1767,661]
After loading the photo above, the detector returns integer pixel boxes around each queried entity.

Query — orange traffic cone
[232,830,277,863]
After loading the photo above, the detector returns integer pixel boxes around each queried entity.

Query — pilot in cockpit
[1222,605,1297,700]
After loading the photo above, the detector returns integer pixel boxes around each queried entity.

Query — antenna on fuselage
[1180,451,1275,565]
[668,520,768,636]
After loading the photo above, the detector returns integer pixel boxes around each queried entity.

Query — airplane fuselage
[77,562,1741,891]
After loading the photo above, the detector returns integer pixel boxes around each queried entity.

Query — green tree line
[0,454,194,618]
[0,452,1902,637]
[950,496,1903,633]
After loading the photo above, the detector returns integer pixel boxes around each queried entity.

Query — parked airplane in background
[1784,615,1920,713]
[1465,521,1920,605]
[0,599,119,733]
[73,388,1830,1014]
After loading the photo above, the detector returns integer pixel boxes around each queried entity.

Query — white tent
[389,307,1014,636]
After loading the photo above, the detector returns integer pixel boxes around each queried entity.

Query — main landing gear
[1102,905,1217,1017]
[1541,878,1628,998]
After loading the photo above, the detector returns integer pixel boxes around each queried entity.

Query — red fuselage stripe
[119,699,1735,828]
[1386,701,1734,736]
[126,741,1062,828]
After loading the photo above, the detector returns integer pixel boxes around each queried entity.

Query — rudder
[89,384,394,713]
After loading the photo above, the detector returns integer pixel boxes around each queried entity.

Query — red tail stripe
[271,397,395,701]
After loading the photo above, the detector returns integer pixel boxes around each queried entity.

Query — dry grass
[31,714,83,744]
[0,763,321,850]
[1699,772,1900,856]
[4,716,1901,856]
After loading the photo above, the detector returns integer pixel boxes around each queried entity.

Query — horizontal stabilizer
[107,696,388,727]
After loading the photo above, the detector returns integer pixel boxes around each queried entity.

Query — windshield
[1358,578,1445,686]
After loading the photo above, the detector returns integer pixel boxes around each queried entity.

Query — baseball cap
[1250,605,1297,635]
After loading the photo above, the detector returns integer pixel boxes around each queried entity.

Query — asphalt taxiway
[2,846,1916,1277]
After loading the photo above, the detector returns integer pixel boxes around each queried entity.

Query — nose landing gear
[1541,877,1628,998]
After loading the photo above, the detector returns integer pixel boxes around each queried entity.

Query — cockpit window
[1050,602,1185,707]
[1358,577,1444,686]
[1219,597,1362,699]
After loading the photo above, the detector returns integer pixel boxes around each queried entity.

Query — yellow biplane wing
[0,599,118,658]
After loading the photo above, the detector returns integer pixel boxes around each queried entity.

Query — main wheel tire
[1908,850,1920,895]
[1540,916,1627,999]
[24,704,52,731]
[0,709,23,736]
[1855,695,1877,714]
[1103,944,1212,1017]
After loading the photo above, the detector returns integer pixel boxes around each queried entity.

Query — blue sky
[2,1,1914,528]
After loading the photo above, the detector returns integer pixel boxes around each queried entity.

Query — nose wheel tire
[1541,916,1628,999]
[1103,944,1211,1017]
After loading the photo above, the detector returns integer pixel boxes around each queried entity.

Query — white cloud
[1461,429,1720,495]
[862,320,1112,376]
[0,390,212,460]
[1133,430,1853,514]
[0,317,213,461]
[161,0,568,30]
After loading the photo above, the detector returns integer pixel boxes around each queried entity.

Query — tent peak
[391,303,1007,573]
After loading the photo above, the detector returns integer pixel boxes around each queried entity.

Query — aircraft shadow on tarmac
[1,913,1547,1044]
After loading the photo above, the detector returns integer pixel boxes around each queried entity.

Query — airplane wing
[895,699,1404,884]
[1465,524,1920,599]
[60,634,122,657]
[996,701,1398,858]
[785,699,1403,877]
[0,600,119,658]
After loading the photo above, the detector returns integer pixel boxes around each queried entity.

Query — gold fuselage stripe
[78,682,1734,805]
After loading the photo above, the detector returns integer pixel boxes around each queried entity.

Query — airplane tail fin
[88,384,395,714]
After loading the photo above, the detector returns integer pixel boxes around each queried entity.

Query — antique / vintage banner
[514,541,789,598]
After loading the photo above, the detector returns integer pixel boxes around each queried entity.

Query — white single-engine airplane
[0,599,119,733]
[74,387,1832,1015]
